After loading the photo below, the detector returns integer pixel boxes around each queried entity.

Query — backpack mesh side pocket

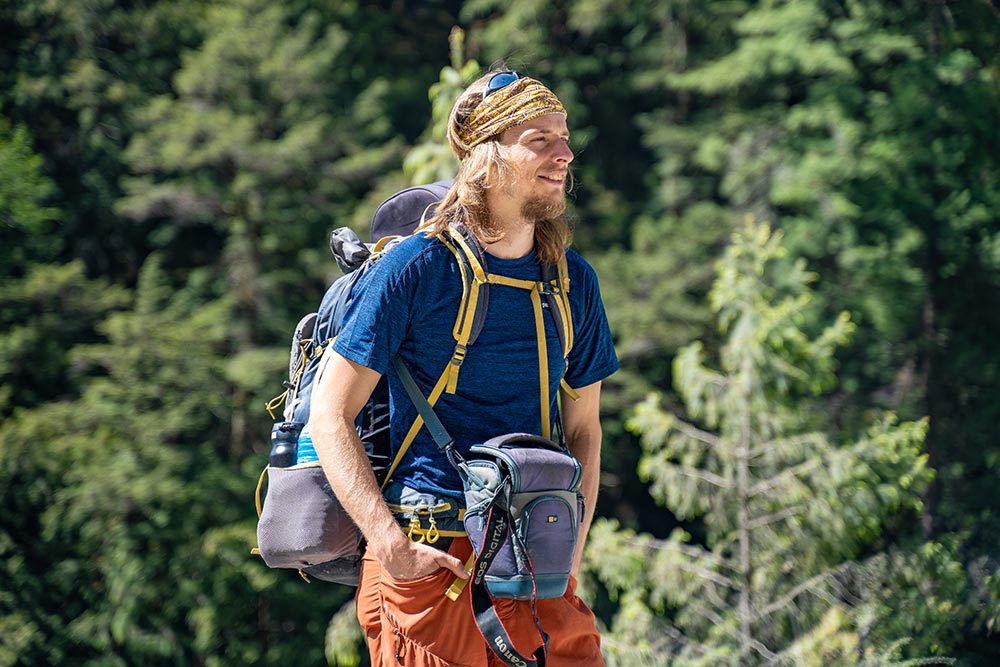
[256,463,362,585]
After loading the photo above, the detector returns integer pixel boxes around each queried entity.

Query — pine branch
[746,505,803,531]
[757,564,851,619]
[673,463,733,490]
[684,598,779,663]
[669,414,724,449]
[747,459,821,498]
[749,432,826,460]
[648,537,740,573]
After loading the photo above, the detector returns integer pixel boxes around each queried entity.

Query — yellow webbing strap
[555,257,577,400]
[485,273,535,290]
[373,235,401,253]
[445,228,488,283]
[264,390,288,421]
[255,466,268,517]
[485,274,555,439]
[264,338,325,420]
[530,287,551,440]
[552,254,578,401]
[384,233,576,486]
[556,254,574,354]
[444,553,477,601]
[383,231,486,488]
[437,230,488,395]
[446,243,474,342]
[561,378,581,402]
[251,467,268,556]
[381,361,454,489]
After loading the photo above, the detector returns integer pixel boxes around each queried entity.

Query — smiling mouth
[539,174,566,185]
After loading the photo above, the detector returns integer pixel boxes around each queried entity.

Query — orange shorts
[356,537,604,666]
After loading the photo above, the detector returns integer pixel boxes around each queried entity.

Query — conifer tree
[586,221,958,666]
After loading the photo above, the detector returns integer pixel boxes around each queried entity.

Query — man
[310,70,618,666]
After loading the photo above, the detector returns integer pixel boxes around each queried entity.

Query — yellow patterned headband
[458,73,566,150]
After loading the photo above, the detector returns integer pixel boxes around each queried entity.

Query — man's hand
[374,533,469,582]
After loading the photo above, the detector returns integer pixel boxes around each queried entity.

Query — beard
[521,189,567,223]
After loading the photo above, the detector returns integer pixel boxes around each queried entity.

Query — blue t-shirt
[334,233,618,500]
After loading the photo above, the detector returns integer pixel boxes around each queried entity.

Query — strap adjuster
[537,280,559,296]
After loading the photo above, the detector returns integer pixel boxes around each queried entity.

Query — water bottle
[296,424,319,464]
[269,421,302,468]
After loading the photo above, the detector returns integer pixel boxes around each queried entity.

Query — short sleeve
[333,243,418,375]
[563,251,619,389]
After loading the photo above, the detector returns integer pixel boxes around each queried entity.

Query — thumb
[436,550,471,579]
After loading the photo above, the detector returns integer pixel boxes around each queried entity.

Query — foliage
[404,27,480,186]
[0,120,61,273]
[0,257,349,666]
[660,0,1000,549]
[2,1,999,664]
[586,221,959,665]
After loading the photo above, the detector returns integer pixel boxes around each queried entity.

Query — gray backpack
[253,182,453,584]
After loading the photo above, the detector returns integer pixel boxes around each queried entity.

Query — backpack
[252,180,577,586]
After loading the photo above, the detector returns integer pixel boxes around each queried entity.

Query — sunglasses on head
[484,71,523,98]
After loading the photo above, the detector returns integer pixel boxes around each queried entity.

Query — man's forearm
[562,381,605,577]
[311,411,407,559]
[307,352,467,581]
[570,428,601,575]
[308,352,408,561]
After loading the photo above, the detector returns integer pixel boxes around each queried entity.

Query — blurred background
[2,1,999,665]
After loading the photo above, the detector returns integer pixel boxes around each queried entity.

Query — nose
[554,138,574,164]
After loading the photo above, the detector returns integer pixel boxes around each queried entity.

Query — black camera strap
[392,356,548,667]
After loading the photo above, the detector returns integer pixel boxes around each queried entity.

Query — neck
[483,219,534,259]
[482,185,534,259]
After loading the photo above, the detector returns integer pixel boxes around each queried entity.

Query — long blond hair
[424,71,572,266]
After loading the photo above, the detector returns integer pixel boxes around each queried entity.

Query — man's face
[498,113,574,220]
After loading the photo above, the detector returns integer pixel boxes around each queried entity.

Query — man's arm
[561,380,603,577]
[309,350,467,581]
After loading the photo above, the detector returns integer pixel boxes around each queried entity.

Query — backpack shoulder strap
[383,226,490,486]
[542,255,579,402]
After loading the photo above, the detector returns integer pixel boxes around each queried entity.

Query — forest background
[2,0,999,665]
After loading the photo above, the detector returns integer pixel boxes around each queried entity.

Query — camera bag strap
[392,356,548,667]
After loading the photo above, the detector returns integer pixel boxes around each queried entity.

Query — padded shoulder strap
[385,227,489,484]
[540,257,573,361]
[437,227,491,393]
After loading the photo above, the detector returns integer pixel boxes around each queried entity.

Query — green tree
[586,221,960,666]
[0,120,61,274]
[0,256,348,666]
[0,0,209,278]
[663,0,1000,543]
[118,0,376,342]
[0,120,92,416]
[632,4,1000,656]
